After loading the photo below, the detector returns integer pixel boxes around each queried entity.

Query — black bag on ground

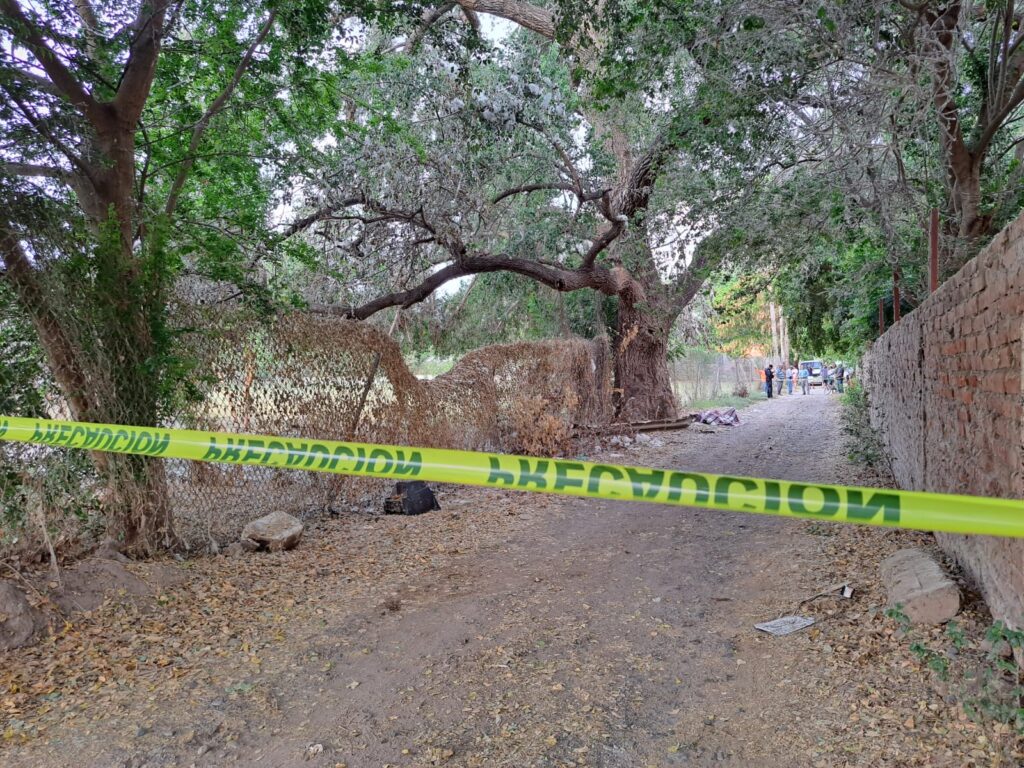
[384,481,441,515]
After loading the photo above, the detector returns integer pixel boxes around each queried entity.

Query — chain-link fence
[2,306,613,557]
[670,350,769,407]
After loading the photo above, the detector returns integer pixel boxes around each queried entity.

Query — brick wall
[862,211,1024,627]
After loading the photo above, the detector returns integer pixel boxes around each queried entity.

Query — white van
[799,360,824,386]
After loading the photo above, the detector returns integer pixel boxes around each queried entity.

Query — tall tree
[0,0,362,553]
[0,0,183,553]
[293,0,798,420]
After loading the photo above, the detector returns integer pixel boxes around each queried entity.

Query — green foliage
[710,275,771,356]
[886,609,1024,734]
[0,284,46,417]
[838,382,893,477]
[966,622,1024,730]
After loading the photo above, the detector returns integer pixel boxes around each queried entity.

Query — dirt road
[4,391,1020,766]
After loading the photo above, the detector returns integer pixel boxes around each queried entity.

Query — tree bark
[454,0,555,39]
[103,453,175,552]
[614,295,678,422]
[0,228,92,419]
[0,0,177,556]
[780,307,789,366]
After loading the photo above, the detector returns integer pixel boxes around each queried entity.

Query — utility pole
[780,308,790,365]
[893,270,901,323]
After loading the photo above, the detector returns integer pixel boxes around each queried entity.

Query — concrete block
[880,548,961,625]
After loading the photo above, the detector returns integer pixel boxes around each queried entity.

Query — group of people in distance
[761,362,847,398]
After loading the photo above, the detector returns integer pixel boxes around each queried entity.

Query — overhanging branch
[453,0,555,39]
[491,182,579,204]
[313,251,631,321]
[1,162,68,179]
[0,0,98,116]
[163,8,277,217]
[279,195,367,239]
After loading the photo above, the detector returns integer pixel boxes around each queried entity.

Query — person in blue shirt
[798,365,809,395]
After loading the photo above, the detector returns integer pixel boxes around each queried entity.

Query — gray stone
[93,537,130,563]
[224,542,246,557]
[0,580,40,650]
[880,548,960,625]
[241,512,304,552]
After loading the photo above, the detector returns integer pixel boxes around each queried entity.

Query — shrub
[839,382,894,478]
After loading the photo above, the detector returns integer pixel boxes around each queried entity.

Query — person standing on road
[835,363,845,394]
[764,364,775,398]
[787,366,796,395]
[799,364,809,395]
[776,364,787,396]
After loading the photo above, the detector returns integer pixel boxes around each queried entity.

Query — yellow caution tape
[2,415,1022,537]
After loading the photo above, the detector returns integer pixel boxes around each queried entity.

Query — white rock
[880,548,960,625]
[241,511,304,552]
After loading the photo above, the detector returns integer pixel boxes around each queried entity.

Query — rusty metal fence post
[929,207,939,293]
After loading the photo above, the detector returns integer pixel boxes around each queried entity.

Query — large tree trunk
[2,137,175,558]
[96,314,176,555]
[1,235,175,555]
[103,453,175,553]
[614,295,677,422]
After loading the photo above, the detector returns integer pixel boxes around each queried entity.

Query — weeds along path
[4,390,1020,766]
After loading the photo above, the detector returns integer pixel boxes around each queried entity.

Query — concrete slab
[880,548,960,625]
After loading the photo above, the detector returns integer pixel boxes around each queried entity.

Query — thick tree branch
[491,181,579,204]
[460,6,481,31]
[314,252,634,321]
[580,221,623,268]
[163,9,277,217]
[0,224,92,418]
[453,0,555,39]
[669,248,712,312]
[404,1,456,52]
[113,0,173,122]
[73,0,100,59]
[614,132,674,219]
[2,65,62,94]
[1,162,68,179]
[279,195,367,239]
[0,0,99,117]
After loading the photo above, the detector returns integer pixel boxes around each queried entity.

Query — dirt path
[3,391,1021,767]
